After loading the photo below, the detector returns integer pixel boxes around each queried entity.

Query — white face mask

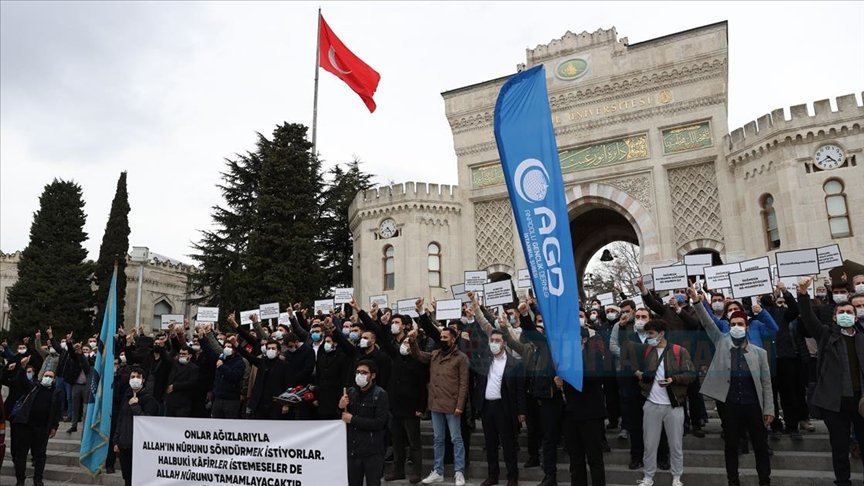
[272,331,284,341]
[606,313,619,322]
[634,320,647,331]
[266,349,278,359]
[190,344,201,351]
[712,302,725,312]
[90,352,97,358]
[178,357,189,365]
[60,342,68,350]
[729,326,747,339]
[324,342,335,353]
[355,373,369,388]
[857,308,864,319]
[489,342,502,355]
[89,342,97,349]
[119,354,127,363]
[222,347,233,357]
[834,293,849,304]
[837,313,856,328]
[399,343,410,356]
[390,324,401,335]
[855,284,864,294]
[17,348,27,355]
[129,378,143,390]
[359,338,370,349]
[41,376,54,387]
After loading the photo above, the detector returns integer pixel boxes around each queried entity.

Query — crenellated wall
[526,27,627,64]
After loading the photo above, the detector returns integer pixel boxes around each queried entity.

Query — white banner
[197,307,219,324]
[239,310,258,327]
[464,270,488,291]
[483,280,514,306]
[729,268,774,300]
[817,244,843,271]
[314,299,334,316]
[397,298,420,318]
[776,249,819,277]
[684,253,713,276]
[739,256,770,272]
[278,312,292,326]
[132,416,346,486]
[596,292,615,306]
[516,269,532,289]
[704,262,742,290]
[369,294,389,309]
[652,265,689,292]
[450,284,470,303]
[258,302,280,320]
[435,299,463,320]
[333,288,354,305]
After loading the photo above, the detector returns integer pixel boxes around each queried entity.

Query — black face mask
[440,341,451,350]
[732,336,747,347]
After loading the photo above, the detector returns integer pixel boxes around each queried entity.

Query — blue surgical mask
[310,332,322,342]
[838,313,856,328]
[349,331,360,342]
[646,337,660,347]
[26,371,34,381]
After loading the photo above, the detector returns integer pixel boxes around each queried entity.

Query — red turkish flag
[318,14,381,112]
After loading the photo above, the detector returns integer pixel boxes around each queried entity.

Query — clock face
[814,144,845,170]
[379,219,397,239]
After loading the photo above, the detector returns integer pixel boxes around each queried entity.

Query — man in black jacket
[113,365,159,486]
[10,368,62,486]
[236,336,290,420]
[342,360,390,486]
[199,328,246,419]
[65,342,92,434]
[163,346,200,417]
[282,332,316,420]
[313,332,353,419]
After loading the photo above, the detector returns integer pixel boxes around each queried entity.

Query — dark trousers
[722,402,771,485]
[481,399,519,480]
[684,380,707,429]
[211,398,241,419]
[348,454,384,486]
[11,424,48,482]
[776,357,805,432]
[564,416,606,486]
[525,393,542,459]
[106,414,119,469]
[620,383,668,463]
[538,397,563,475]
[603,376,620,427]
[391,415,422,476]
[821,398,864,486]
[119,446,133,486]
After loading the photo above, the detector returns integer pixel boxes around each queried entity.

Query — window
[824,179,851,238]
[760,194,780,250]
[383,245,395,290]
[153,300,172,329]
[428,242,441,287]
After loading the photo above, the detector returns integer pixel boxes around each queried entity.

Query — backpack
[644,344,682,368]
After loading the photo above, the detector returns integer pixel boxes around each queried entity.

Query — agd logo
[514,158,550,203]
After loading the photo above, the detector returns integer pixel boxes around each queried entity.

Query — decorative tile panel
[474,199,515,269]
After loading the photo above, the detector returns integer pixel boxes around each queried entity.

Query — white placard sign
[597,292,615,306]
[435,299,463,320]
[314,299,335,315]
[239,309,258,326]
[704,262,742,290]
[197,307,219,323]
[817,244,843,271]
[277,312,292,326]
[652,265,689,291]
[483,280,514,306]
[464,270,488,291]
[684,253,713,276]
[740,256,770,272]
[729,268,774,299]
[397,298,420,318]
[160,314,184,330]
[369,294,389,309]
[258,302,280,320]
[132,416,347,485]
[450,284,470,303]
[333,288,354,304]
[776,249,819,277]
[632,274,654,291]
[631,295,645,310]
[517,269,532,289]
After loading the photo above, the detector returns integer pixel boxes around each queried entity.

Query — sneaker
[454,472,466,486]
[799,420,815,432]
[421,471,444,484]
[672,479,684,486]
[628,459,644,470]
[618,429,629,440]
[636,479,654,486]
[66,424,77,434]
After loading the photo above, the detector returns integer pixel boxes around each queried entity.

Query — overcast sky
[2,1,862,264]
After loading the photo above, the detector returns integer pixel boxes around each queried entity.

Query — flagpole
[311,7,321,156]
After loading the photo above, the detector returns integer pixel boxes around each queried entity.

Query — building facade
[349,21,864,306]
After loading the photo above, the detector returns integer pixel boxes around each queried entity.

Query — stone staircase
[2,406,857,486]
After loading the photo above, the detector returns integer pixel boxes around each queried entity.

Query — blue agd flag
[493,65,583,390]
[80,266,117,474]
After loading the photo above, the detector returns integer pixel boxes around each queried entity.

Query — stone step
[1,462,126,486]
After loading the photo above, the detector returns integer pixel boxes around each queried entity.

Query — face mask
[646,337,660,347]
[272,331,284,341]
[324,342,334,353]
[729,326,747,339]
[489,342,502,355]
[855,284,864,294]
[816,291,827,298]
[592,305,600,311]
[509,316,517,325]
[90,352,97,358]
[355,373,369,388]
[712,302,725,312]
[178,357,189,365]
[120,354,127,363]
[342,328,351,336]
[390,324,401,335]
[190,344,201,352]
[266,349,278,359]
[260,345,268,354]
[222,347,234,357]
[129,378,143,390]
[349,331,360,342]
[834,294,849,304]
[287,345,298,353]
[41,376,54,387]
[857,308,864,319]
[89,341,97,348]
[399,343,410,356]
[589,314,598,322]
[60,342,68,350]
[17,348,26,354]
[838,313,856,328]
[440,340,451,350]
[26,371,34,381]
[606,313,619,322]
[359,338,370,349]
[218,340,225,346]
[48,347,58,355]
[634,320,647,331]
[310,331,322,342]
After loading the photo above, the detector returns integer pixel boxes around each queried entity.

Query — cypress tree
[93,172,130,330]
[8,179,93,340]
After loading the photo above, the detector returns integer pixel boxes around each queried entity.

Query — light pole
[130,247,150,332]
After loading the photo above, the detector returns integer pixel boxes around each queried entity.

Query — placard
[631,295,645,310]
[239,309,258,326]
[132,416,347,486]
[197,307,219,323]
[776,249,819,277]
[483,280,514,306]
[333,288,354,304]
[277,312,292,326]
[369,294,389,309]
[704,262,742,290]
[450,283,470,303]
[464,270,488,291]
[596,292,615,306]
[633,274,654,291]
[684,253,713,276]
[517,269,532,288]
[652,265,689,291]
[397,298,420,318]
[258,302,280,320]
[160,314,184,330]
[314,299,335,315]
[740,256,770,272]
[729,268,774,299]
[817,244,843,271]
[435,299,463,320]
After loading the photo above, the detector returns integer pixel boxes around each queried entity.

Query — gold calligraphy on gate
[662,121,713,154]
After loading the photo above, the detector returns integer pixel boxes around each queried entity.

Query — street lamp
[130,246,150,332]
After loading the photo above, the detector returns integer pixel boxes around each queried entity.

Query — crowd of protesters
[1,272,863,486]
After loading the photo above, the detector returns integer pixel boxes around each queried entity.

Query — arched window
[760,194,780,250]
[383,245,395,290]
[824,179,851,238]
[428,242,441,287]
[153,300,172,329]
